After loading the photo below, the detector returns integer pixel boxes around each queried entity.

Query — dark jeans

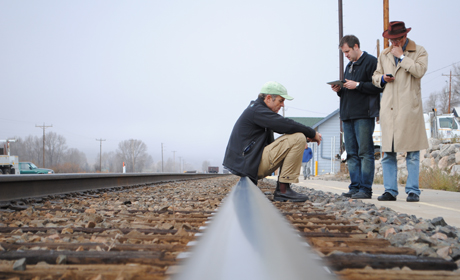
[343,118,375,195]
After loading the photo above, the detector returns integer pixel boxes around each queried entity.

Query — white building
[288,108,341,175]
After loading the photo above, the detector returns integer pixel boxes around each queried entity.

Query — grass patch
[419,167,460,192]
[373,174,407,185]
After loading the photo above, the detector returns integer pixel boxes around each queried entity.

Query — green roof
[288,117,324,127]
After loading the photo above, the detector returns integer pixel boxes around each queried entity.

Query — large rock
[431,217,448,227]
[438,156,449,169]
[456,152,460,164]
[439,144,457,158]
[429,138,442,148]
[451,165,460,175]
[448,154,456,166]
[421,158,431,168]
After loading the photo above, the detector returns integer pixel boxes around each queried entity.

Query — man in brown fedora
[372,21,428,202]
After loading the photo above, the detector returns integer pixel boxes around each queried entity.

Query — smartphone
[386,74,393,78]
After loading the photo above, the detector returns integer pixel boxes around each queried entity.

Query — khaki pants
[257,133,306,183]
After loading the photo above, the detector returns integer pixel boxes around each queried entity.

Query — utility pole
[161,143,164,173]
[442,71,460,113]
[383,0,390,49]
[338,0,343,81]
[35,123,52,168]
[172,151,176,172]
[337,0,345,171]
[96,138,106,172]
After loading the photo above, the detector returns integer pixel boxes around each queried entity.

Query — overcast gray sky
[2,0,459,170]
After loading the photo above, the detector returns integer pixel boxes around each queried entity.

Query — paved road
[293,176,460,229]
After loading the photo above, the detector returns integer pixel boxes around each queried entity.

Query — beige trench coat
[372,39,428,152]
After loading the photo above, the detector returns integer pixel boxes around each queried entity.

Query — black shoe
[377,192,396,201]
[406,193,420,202]
[273,183,308,202]
[341,190,359,198]
[351,191,372,199]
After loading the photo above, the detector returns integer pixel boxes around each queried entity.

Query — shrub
[419,167,460,192]
[50,162,84,173]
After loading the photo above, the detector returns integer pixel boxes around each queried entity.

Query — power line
[425,61,460,76]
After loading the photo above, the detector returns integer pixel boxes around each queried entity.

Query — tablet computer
[327,80,344,86]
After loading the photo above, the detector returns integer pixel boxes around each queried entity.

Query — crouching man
[223,81,322,202]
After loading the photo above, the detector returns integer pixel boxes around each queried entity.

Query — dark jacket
[223,97,316,183]
[337,51,382,121]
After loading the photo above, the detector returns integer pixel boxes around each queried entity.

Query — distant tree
[53,162,82,173]
[63,148,88,171]
[451,63,460,108]
[10,135,42,165]
[94,151,120,172]
[116,139,148,172]
[154,160,163,172]
[143,155,154,172]
[424,92,438,113]
[202,160,210,173]
[45,132,67,167]
[424,85,459,115]
[438,87,453,114]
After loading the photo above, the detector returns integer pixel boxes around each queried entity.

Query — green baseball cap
[260,81,294,100]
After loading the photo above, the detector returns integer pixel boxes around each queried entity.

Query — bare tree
[116,139,148,172]
[451,63,460,108]
[438,87,452,114]
[424,92,438,113]
[165,158,176,172]
[10,135,42,165]
[64,148,88,171]
[144,155,154,172]
[202,160,210,173]
[94,151,121,172]
[45,132,67,167]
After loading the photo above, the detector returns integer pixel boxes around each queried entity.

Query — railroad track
[0,174,459,279]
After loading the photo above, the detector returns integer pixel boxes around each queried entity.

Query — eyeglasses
[389,36,405,43]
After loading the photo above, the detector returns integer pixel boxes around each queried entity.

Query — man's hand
[308,132,322,145]
[383,74,395,83]
[343,79,359,90]
[331,84,341,92]
[391,45,403,58]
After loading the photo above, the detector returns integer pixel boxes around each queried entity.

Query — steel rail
[0,173,228,202]
[174,177,336,280]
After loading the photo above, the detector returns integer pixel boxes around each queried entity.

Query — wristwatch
[400,54,405,60]
[356,82,360,88]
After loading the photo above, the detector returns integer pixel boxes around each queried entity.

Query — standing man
[223,81,322,202]
[302,143,313,180]
[331,35,382,199]
[372,21,428,202]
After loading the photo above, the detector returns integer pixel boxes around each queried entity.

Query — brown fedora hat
[382,21,411,39]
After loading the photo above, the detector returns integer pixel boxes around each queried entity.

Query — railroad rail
[0,173,227,202]
[174,176,335,280]
[0,174,459,279]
